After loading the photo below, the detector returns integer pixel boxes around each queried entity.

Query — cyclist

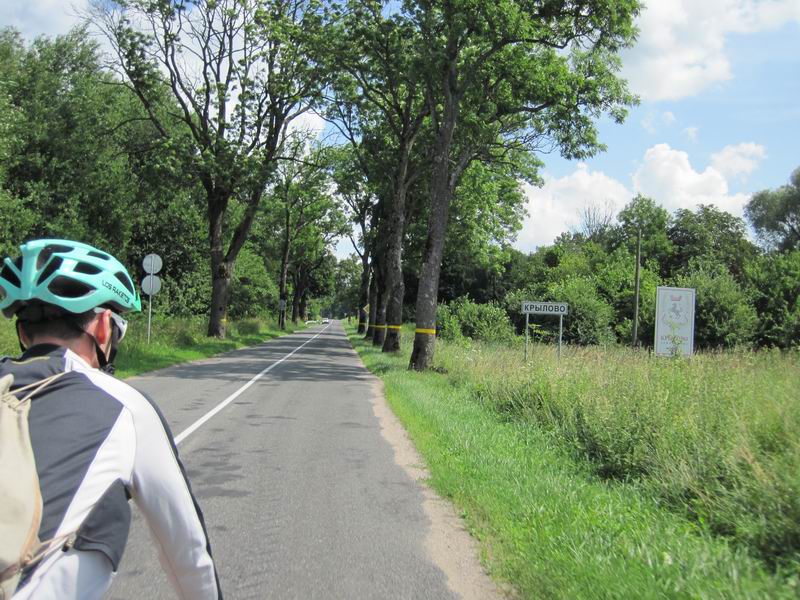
[0,239,222,599]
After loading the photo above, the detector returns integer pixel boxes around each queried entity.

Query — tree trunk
[208,256,233,338]
[365,261,378,340]
[291,277,301,324]
[382,180,409,353]
[409,96,458,369]
[278,209,291,330]
[207,197,230,337]
[299,291,308,322]
[373,265,387,347]
[357,252,370,334]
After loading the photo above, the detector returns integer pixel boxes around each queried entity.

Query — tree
[328,145,377,334]
[94,0,328,337]
[326,3,429,352]
[263,137,338,329]
[746,251,800,348]
[0,30,32,257]
[674,265,757,348]
[667,205,758,281]
[408,0,641,370]
[616,195,672,267]
[745,167,800,251]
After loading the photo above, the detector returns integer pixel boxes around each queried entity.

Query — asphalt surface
[107,322,458,600]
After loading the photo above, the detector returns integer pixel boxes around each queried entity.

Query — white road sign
[141,274,162,296]
[522,301,569,315]
[654,286,695,356]
[143,253,163,275]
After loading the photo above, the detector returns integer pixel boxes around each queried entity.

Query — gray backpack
[0,372,65,599]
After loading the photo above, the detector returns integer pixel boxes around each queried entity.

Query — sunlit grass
[0,314,304,378]
[349,326,800,598]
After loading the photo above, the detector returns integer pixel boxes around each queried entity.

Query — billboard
[654,286,696,356]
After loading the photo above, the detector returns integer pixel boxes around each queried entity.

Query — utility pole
[632,226,641,347]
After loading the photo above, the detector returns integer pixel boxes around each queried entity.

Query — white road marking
[174,325,331,445]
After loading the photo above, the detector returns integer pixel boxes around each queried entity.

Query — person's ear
[16,321,31,350]
[90,309,113,346]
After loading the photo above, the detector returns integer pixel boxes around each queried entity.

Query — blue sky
[2,0,799,254]
[517,2,800,250]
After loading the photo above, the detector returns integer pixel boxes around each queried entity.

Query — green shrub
[436,303,463,342]
[235,318,262,336]
[228,245,279,319]
[449,297,516,344]
[674,266,757,348]
[548,276,615,345]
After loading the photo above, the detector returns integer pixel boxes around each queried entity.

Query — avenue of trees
[1,0,797,364]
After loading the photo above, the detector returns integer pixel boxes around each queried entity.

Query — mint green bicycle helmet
[0,239,142,319]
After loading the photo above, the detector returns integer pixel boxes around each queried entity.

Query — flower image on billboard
[654,286,696,356]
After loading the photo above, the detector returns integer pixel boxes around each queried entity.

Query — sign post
[521,301,569,360]
[654,286,695,356]
[142,254,163,343]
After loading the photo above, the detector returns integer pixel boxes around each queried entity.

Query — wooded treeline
[1,0,796,364]
[429,192,800,350]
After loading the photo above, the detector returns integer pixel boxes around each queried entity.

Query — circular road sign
[142,274,162,296]
[143,253,163,275]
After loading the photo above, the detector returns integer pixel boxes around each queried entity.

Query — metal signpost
[654,286,695,356]
[521,301,569,360]
[142,254,163,343]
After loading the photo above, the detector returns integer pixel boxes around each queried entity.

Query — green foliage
[442,297,516,344]
[674,265,757,348]
[228,244,279,319]
[616,194,672,267]
[548,276,615,345]
[435,303,464,343]
[746,167,800,251]
[667,205,758,281]
[746,250,800,348]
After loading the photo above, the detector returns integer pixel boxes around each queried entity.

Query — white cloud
[682,126,699,142]
[632,143,750,216]
[515,142,761,251]
[0,1,88,41]
[516,164,631,250]
[641,110,679,134]
[710,142,767,180]
[288,110,327,139]
[622,0,800,101]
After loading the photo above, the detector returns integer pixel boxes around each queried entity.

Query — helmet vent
[75,262,102,276]
[48,276,93,298]
[114,271,134,294]
[36,257,63,285]
[36,244,72,269]
[1,261,21,288]
[87,251,110,261]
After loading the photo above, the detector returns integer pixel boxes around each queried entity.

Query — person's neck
[26,336,99,368]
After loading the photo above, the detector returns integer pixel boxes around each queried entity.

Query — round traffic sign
[143,253,163,274]
[141,274,162,296]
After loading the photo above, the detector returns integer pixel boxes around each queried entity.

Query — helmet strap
[65,314,117,373]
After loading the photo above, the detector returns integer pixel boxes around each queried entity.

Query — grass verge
[0,314,304,378]
[348,326,798,598]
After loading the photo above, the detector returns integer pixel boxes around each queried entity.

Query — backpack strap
[6,372,67,407]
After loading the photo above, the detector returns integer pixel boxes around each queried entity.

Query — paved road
[107,322,463,599]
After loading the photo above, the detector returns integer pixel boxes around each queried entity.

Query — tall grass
[349,328,798,598]
[437,341,800,572]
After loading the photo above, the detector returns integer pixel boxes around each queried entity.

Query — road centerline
[173,325,330,446]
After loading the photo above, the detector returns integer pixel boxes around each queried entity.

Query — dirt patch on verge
[369,378,506,600]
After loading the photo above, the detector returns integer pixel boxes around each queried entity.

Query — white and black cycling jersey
[0,345,222,600]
